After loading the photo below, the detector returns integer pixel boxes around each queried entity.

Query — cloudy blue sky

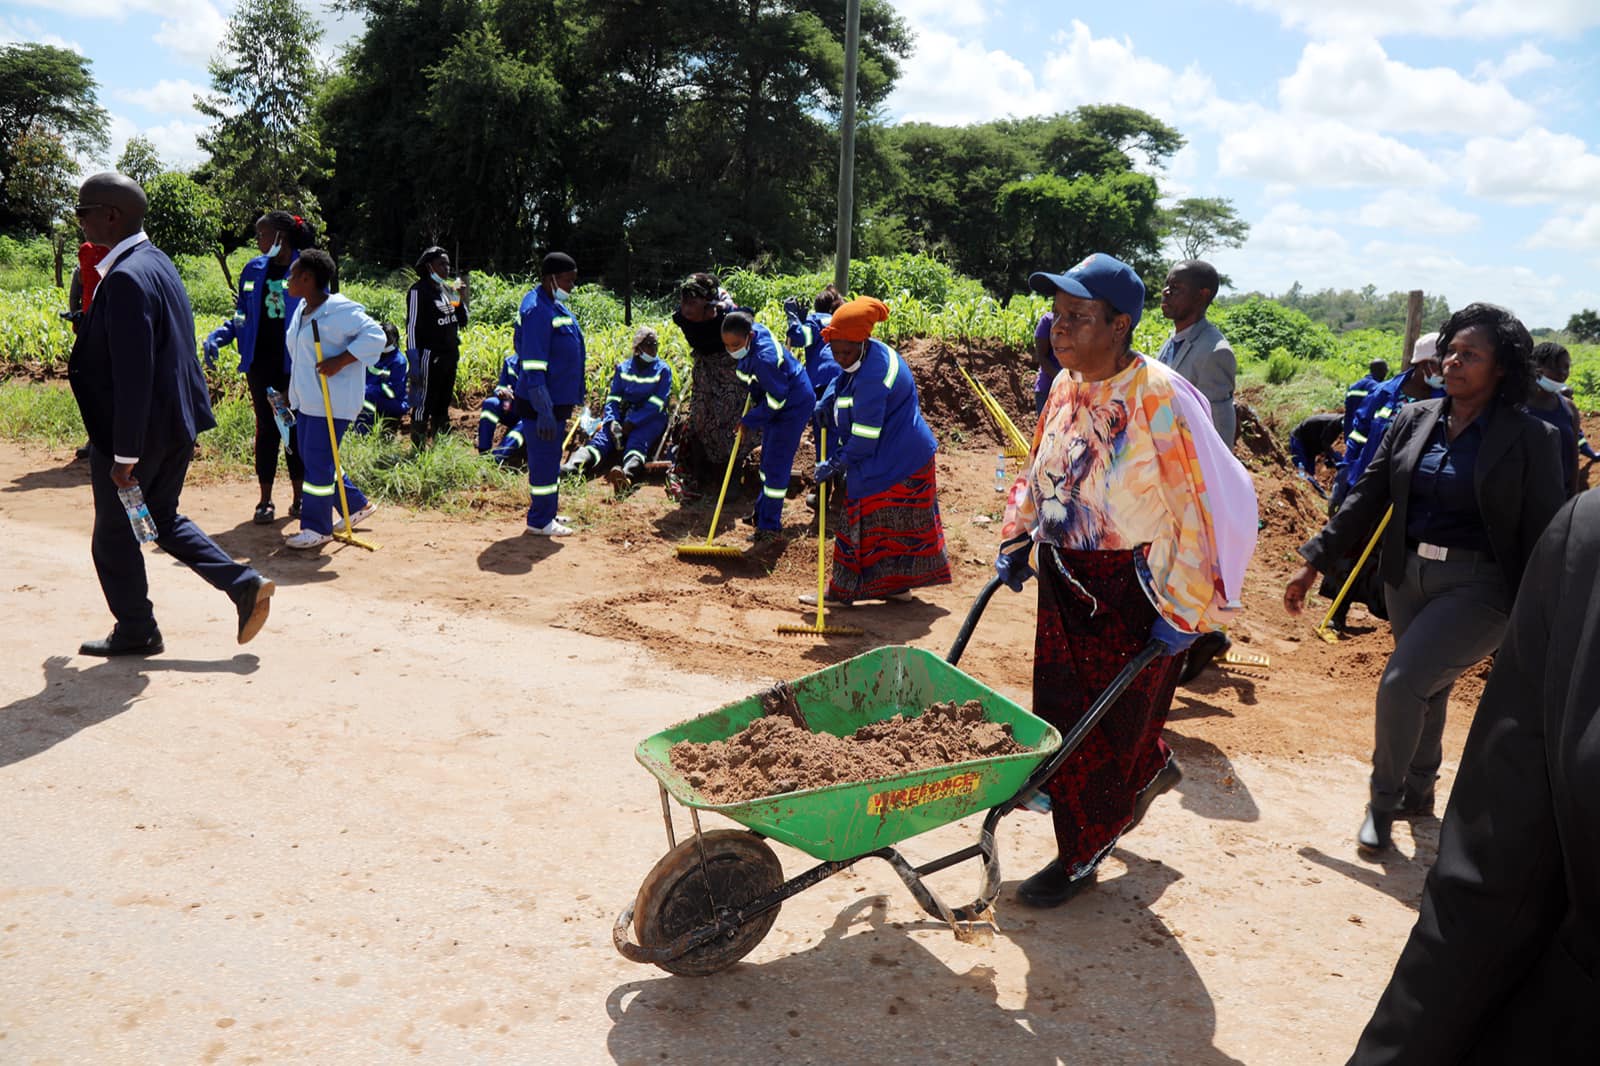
[5,0,1598,326]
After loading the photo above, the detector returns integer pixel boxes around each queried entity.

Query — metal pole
[1402,289,1423,363]
[833,0,861,294]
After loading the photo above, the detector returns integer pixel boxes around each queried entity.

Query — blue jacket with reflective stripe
[1336,368,1444,495]
[495,352,518,390]
[515,288,587,406]
[786,311,841,396]
[1342,374,1380,437]
[602,355,674,439]
[204,252,300,375]
[816,339,938,498]
[737,323,812,429]
[364,346,409,409]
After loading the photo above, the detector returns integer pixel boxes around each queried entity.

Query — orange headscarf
[821,296,890,342]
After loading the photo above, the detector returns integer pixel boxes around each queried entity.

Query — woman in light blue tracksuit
[283,250,386,550]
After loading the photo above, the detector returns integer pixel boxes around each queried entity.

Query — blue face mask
[728,345,749,360]
[636,351,657,364]
[1424,373,1445,389]
[1537,374,1565,394]
[265,239,282,259]
[431,271,451,288]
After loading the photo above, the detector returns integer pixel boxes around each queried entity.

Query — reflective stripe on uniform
[505,430,524,446]
[362,401,377,414]
[523,359,548,371]
[735,370,756,384]
[529,483,559,496]
[303,482,336,497]
[551,316,574,327]
[1346,387,1368,398]
[853,423,882,440]
[883,352,900,388]
[618,371,661,384]
[624,449,647,463]
[763,484,787,499]
[382,385,394,399]
[836,396,854,409]
[1346,430,1367,445]
[649,395,665,409]
[481,410,500,423]
[766,393,785,410]
[606,394,621,404]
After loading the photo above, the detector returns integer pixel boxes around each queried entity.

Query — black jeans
[246,361,304,492]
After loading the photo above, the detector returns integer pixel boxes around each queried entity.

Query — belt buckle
[1417,542,1448,562]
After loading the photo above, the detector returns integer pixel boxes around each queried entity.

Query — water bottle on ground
[265,387,296,447]
[993,453,1007,493]
[118,485,158,544]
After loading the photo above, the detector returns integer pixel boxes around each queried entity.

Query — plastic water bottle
[993,453,1007,493]
[265,387,296,447]
[1020,791,1052,814]
[118,485,158,544]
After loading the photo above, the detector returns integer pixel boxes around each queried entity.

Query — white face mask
[636,350,657,364]
[1424,373,1445,389]
[1536,374,1565,394]
[728,345,749,361]
[555,287,572,303]
[841,360,863,374]
[265,239,282,259]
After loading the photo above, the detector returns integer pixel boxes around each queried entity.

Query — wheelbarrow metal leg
[658,783,677,850]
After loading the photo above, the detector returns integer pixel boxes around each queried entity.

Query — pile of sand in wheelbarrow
[669,698,1027,805]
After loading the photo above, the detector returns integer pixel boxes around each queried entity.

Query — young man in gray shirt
[1157,259,1237,449]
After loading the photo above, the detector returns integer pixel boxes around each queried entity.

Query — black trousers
[89,442,257,639]
[420,347,460,435]
[246,361,304,489]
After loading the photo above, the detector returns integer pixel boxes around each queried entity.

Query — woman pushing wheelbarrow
[995,253,1256,907]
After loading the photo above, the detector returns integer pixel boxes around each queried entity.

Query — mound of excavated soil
[899,338,1038,447]
[669,699,1026,804]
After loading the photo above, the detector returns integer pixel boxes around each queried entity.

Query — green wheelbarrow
[613,577,1164,975]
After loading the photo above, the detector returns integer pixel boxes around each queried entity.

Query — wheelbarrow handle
[944,576,1004,667]
[1004,639,1166,814]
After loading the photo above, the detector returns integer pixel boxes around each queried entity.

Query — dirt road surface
[1,437,1473,1065]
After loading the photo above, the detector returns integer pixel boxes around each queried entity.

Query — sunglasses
[73,203,111,218]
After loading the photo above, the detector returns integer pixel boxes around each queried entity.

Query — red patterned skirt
[826,460,952,602]
[1033,545,1184,879]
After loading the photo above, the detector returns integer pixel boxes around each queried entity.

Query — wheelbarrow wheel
[633,829,784,976]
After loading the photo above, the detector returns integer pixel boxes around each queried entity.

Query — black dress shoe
[1358,807,1394,854]
[1127,758,1184,835]
[234,576,275,645]
[79,629,164,657]
[1016,859,1097,908]
[1398,787,1435,818]
[1178,631,1231,684]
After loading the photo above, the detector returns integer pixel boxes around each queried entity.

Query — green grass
[0,381,83,446]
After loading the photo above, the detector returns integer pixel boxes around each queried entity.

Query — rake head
[332,531,380,552]
[1314,626,1340,645]
[1221,647,1272,668]
[675,543,746,560]
[775,621,865,637]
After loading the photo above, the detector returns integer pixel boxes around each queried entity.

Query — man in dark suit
[1349,489,1600,1064]
[66,172,273,655]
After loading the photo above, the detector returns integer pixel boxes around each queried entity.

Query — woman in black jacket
[1283,303,1564,853]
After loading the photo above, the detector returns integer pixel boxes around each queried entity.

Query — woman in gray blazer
[1283,303,1564,853]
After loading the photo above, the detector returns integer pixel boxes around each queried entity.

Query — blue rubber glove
[202,336,220,370]
[1150,617,1200,655]
[783,297,804,319]
[814,457,841,483]
[994,534,1034,592]
[527,384,560,442]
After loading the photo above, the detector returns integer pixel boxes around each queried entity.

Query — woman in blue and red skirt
[809,296,951,604]
[995,254,1257,907]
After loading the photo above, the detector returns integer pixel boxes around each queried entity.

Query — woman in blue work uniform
[720,311,812,541]
[561,326,674,494]
[203,210,316,524]
[477,350,523,459]
[354,321,408,433]
[810,296,950,604]
[512,252,587,537]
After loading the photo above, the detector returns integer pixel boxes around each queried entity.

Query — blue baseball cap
[1029,253,1145,328]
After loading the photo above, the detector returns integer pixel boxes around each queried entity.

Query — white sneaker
[339,501,379,531]
[525,520,574,537]
[286,529,332,550]
[798,592,848,607]
[885,591,915,602]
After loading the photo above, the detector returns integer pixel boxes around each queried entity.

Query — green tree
[997,170,1162,295]
[1164,196,1249,261]
[116,135,163,186]
[196,0,325,235]
[0,43,110,232]
[145,171,229,285]
[1566,309,1600,343]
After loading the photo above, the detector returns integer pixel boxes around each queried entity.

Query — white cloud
[9,0,225,66]
[1220,116,1446,188]
[1230,0,1600,38]
[1036,21,1225,128]
[892,0,991,30]
[1279,38,1533,136]
[1461,128,1600,203]
[1243,202,1350,257]
[0,15,82,51]
[1474,43,1556,81]
[886,29,1048,124]
[1353,190,1479,235]
[1528,205,1600,251]
[115,79,207,118]
[104,112,208,172]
